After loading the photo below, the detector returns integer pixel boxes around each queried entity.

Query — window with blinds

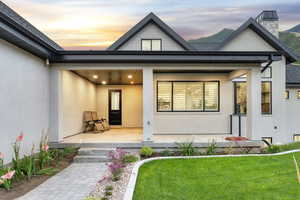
[157,82,172,111]
[157,81,219,112]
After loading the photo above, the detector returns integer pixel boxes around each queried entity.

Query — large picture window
[157,81,219,112]
[234,81,272,115]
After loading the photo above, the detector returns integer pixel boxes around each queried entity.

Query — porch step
[78,147,115,156]
[74,147,116,163]
[73,155,110,163]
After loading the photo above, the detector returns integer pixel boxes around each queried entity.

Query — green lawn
[133,152,300,200]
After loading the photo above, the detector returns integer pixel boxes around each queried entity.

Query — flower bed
[0,132,78,200]
[86,149,139,200]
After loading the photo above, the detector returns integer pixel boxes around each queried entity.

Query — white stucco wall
[61,70,97,137]
[154,73,234,134]
[118,23,185,51]
[286,88,300,140]
[221,28,276,51]
[96,85,143,128]
[0,39,49,164]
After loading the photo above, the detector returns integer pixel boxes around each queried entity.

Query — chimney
[256,10,279,38]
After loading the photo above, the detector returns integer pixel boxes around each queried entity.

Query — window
[234,81,272,115]
[298,91,300,99]
[285,90,289,99]
[261,67,272,78]
[294,134,300,142]
[157,81,219,112]
[261,82,272,114]
[262,137,272,145]
[141,39,161,51]
[157,82,172,111]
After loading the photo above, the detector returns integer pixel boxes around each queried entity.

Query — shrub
[266,145,281,153]
[140,146,154,157]
[105,185,113,191]
[207,140,217,155]
[122,154,138,164]
[108,162,123,181]
[176,142,195,156]
[108,148,127,162]
[105,191,112,196]
[62,146,78,157]
[161,149,173,157]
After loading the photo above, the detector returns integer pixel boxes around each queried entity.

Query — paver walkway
[17,163,106,200]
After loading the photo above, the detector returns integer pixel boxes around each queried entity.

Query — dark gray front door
[108,90,122,125]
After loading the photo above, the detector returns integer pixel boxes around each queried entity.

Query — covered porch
[48,51,280,144]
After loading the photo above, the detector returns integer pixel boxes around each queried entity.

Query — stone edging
[123,149,300,200]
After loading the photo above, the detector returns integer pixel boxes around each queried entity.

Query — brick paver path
[17,163,106,200]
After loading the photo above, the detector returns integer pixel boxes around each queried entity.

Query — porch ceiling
[72,70,142,85]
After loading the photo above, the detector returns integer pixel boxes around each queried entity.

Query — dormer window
[141,39,162,51]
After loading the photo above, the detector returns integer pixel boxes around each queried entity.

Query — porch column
[143,67,154,142]
[246,67,262,139]
[49,67,63,142]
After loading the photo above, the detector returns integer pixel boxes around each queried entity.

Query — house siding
[118,23,185,51]
[286,88,300,141]
[61,70,97,137]
[96,85,143,128]
[0,39,49,164]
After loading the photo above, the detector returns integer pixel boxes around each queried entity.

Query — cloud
[2,0,300,49]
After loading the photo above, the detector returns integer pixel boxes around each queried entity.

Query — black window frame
[285,90,290,100]
[262,137,272,145]
[141,39,162,51]
[233,81,272,115]
[294,134,300,142]
[156,80,220,112]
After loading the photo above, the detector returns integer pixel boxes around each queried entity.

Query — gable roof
[107,12,194,51]
[0,1,63,51]
[218,18,299,63]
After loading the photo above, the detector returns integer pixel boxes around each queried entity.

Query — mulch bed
[0,153,76,200]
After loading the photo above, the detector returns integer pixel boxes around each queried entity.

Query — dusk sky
[3,0,300,50]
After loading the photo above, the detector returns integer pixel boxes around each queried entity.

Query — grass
[265,142,300,153]
[133,152,300,200]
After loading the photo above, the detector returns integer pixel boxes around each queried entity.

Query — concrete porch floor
[63,128,230,143]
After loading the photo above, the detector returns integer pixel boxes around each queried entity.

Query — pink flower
[0,152,4,159]
[42,144,49,152]
[16,133,24,142]
[1,170,15,180]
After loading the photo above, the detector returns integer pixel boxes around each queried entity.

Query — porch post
[246,67,261,139]
[143,67,154,142]
[49,67,63,142]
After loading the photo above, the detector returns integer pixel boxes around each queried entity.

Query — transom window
[141,39,162,51]
[157,81,219,112]
[234,81,272,115]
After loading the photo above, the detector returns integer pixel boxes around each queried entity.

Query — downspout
[261,54,275,73]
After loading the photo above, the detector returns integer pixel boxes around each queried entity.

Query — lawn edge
[124,149,300,200]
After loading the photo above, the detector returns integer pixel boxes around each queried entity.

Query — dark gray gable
[218,18,299,63]
[287,64,300,87]
[107,12,193,51]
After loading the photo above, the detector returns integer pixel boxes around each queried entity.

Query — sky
[3,0,300,50]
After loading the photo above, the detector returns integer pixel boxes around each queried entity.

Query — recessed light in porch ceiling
[130,81,134,84]
[92,75,98,79]
[128,75,133,79]
[101,81,107,85]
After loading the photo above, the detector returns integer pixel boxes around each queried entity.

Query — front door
[108,90,122,125]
